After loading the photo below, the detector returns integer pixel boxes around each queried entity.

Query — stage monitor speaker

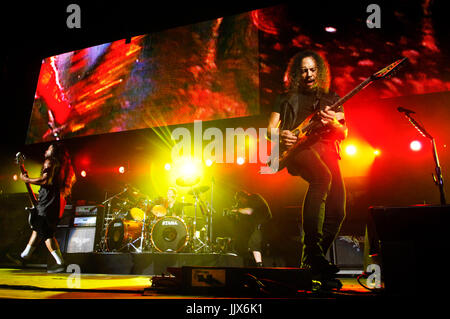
[366,205,450,295]
[327,236,364,270]
[54,228,69,253]
[161,266,312,296]
[65,227,97,253]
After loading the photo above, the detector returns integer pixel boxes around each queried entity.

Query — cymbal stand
[97,188,129,252]
[190,188,208,252]
[126,198,153,253]
[209,177,215,251]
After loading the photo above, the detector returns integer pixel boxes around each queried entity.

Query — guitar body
[15,152,39,228]
[276,114,315,171]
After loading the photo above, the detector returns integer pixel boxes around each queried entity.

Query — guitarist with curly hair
[267,50,347,278]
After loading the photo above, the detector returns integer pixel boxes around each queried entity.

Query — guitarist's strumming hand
[280,130,298,148]
[318,106,347,140]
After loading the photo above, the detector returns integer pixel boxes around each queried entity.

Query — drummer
[152,187,184,218]
[165,187,184,217]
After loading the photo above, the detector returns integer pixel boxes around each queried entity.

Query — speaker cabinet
[327,236,364,270]
[66,227,97,253]
[366,205,450,295]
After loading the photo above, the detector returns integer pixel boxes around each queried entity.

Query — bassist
[267,50,347,277]
[15,143,76,273]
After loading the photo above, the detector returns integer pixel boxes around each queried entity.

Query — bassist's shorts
[31,215,58,240]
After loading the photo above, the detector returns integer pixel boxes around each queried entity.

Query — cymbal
[176,176,200,187]
[187,185,210,195]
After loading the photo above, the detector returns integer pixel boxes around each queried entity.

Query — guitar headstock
[372,57,408,80]
[15,152,25,165]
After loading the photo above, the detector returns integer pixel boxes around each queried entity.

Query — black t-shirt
[272,88,343,131]
[36,160,61,222]
[166,201,184,217]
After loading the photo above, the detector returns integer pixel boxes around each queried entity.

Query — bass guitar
[15,152,38,227]
[268,57,408,172]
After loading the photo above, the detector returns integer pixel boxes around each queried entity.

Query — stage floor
[0,267,372,299]
[1,266,446,316]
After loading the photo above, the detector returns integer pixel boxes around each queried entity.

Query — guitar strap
[313,88,322,111]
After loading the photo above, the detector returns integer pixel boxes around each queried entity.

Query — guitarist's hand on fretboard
[20,172,30,183]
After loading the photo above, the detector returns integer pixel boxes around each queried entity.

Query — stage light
[410,140,422,151]
[205,159,213,167]
[341,139,378,178]
[118,166,125,174]
[13,174,18,181]
[177,158,201,177]
[80,170,87,177]
[181,161,197,176]
[345,145,357,156]
[171,157,203,186]
[164,163,171,171]
[325,26,337,33]
[237,157,245,165]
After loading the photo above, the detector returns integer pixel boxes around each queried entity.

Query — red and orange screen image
[27,13,259,143]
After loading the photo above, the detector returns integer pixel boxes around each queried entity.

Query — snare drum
[150,216,188,252]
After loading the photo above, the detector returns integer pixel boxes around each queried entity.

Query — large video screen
[26,12,259,144]
[26,2,449,144]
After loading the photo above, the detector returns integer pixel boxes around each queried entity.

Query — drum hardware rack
[95,180,220,254]
[96,188,130,252]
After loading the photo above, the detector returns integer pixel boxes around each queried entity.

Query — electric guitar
[15,152,38,227]
[268,57,408,172]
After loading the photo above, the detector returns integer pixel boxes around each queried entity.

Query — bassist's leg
[45,237,65,266]
[20,231,38,260]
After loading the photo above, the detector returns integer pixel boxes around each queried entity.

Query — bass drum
[150,216,188,252]
[105,218,143,251]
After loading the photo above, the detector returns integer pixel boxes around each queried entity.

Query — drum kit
[100,177,215,254]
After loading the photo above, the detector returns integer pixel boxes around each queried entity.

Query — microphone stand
[400,109,446,205]
[210,177,214,250]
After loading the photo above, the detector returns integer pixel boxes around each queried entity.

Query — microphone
[397,107,415,114]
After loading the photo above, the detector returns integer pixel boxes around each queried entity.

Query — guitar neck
[329,76,373,111]
[19,165,38,207]
[298,76,374,134]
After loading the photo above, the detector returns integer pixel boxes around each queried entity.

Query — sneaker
[47,263,66,273]
[6,253,26,267]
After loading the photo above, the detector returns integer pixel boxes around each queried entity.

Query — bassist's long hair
[284,50,331,94]
[47,143,76,199]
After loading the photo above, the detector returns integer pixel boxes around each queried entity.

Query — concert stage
[52,252,244,275]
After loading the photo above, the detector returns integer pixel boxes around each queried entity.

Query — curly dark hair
[283,50,331,93]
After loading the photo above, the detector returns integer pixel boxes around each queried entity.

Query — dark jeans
[287,141,346,264]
